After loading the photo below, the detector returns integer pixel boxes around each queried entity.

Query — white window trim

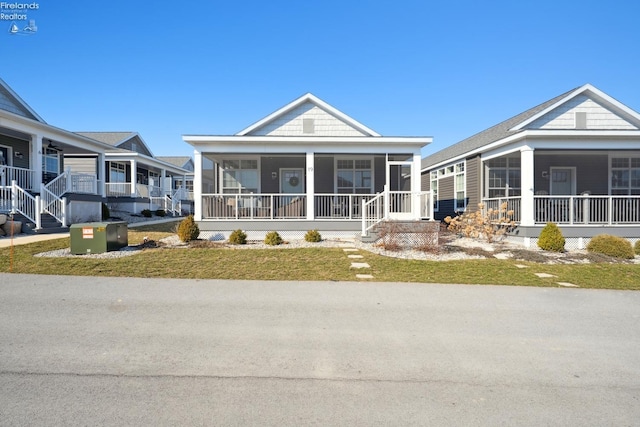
[454,162,466,212]
[218,156,261,194]
[609,153,640,195]
[334,155,374,194]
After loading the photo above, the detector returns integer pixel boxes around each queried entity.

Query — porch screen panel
[222,159,258,194]
[612,157,640,195]
[487,157,520,197]
[337,159,372,194]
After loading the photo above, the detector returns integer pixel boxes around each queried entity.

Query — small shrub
[304,229,322,243]
[101,203,110,220]
[634,240,640,255]
[228,229,247,245]
[264,231,283,246]
[537,222,565,252]
[155,209,166,217]
[141,209,152,218]
[176,215,200,242]
[587,234,634,259]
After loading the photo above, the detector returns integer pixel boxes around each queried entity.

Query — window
[455,171,465,211]
[109,162,126,183]
[222,159,258,193]
[430,171,439,211]
[42,147,60,175]
[337,159,372,194]
[487,157,520,197]
[611,157,640,195]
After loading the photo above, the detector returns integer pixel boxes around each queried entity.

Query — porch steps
[7,212,66,235]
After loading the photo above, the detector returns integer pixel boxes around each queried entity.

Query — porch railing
[534,195,640,225]
[1,181,41,229]
[482,196,522,223]
[69,173,98,194]
[0,165,35,190]
[106,182,132,197]
[202,194,307,219]
[362,192,385,236]
[482,195,640,225]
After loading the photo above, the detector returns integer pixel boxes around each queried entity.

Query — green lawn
[1,224,639,290]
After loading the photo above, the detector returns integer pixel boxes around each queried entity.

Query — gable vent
[303,118,315,134]
[575,112,587,129]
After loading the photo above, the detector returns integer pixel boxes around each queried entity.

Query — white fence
[482,195,640,225]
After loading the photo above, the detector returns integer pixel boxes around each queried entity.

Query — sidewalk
[0,217,180,248]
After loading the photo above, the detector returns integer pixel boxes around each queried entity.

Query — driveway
[1,274,639,425]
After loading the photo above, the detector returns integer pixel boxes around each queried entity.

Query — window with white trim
[337,159,372,194]
[430,171,439,211]
[611,157,640,195]
[487,157,520,198]
[454,162,465,211]
[109,162,126,183]
[222,159,258,194]
[42,147,60,176]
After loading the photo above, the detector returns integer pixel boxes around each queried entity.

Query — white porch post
[194,150,203,221]
[412,152,422,220]
[161,168,167,194]
[97,153,106,197]
[520,146,535,227]
[306,151,315,220]
[130,159,137,197]
[31,134,43,192]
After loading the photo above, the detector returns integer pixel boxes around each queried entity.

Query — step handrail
[9,180,41,229]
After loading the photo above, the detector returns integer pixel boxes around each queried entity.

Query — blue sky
[2,0,639,158]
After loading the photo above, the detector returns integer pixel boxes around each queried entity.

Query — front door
[387,161,413,220]
[280,168,304,194]
[550,167,576,195]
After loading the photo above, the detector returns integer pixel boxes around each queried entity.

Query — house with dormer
[421,84,640,249]
[184,93,433,240]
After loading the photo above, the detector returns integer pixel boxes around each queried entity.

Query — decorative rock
[1,220,22,236]
[0,214,6,225]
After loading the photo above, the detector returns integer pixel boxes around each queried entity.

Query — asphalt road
[1,274,639,426]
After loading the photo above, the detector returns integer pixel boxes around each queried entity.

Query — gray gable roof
[421,87,578,170]
[0,78,45,122]
[75,132,137,146]
[157,156,194,171]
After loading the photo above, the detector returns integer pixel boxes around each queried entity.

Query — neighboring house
[421,84,640,249]
[183,93,433,240]
[75,132,193,215]
[0,78,112,230]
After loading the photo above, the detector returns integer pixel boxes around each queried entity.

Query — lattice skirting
[506,236,640,251]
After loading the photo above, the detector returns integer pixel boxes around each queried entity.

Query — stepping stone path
[535,273,557,278]
[344,246,373,279]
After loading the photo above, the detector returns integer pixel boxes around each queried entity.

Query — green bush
[228,229,247,245]
[176,215,200,242]
[537,222,565,252]
[101,203,110,220]
[264,231,283,246]
[155,209,166,217]
[635,240,640,256]
[141,209,152,218]
[587,234,634,259]
[304,229,322,243]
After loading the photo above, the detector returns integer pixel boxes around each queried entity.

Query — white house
[184,93,433,240]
